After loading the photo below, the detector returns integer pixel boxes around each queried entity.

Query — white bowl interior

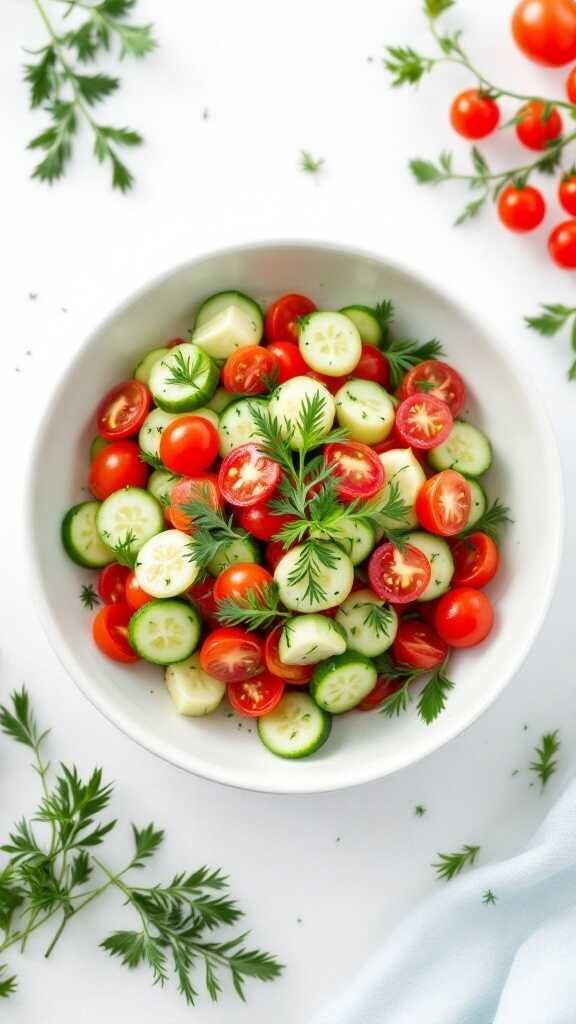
[27,243,563,793]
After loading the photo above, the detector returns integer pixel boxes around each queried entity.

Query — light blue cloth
[314,780,576,1024]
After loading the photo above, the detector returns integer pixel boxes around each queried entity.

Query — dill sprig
[163,348,201,388]
[529,730,561,791]
[374,653,454,724]
[458,497,512,545]
[482,889,497,905]
[111,529,138,568]
[382,338,445,389]
[357,602,393,639]
[183,488,250,571]
[215,583,291,630]
[433,844,480,882]
[138,449,164,470]
[80,583,100,609]
[299,150,324,175]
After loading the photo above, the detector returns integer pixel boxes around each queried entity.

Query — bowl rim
[25,238,565,794]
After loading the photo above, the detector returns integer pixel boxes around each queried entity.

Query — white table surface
[2,1,576,1020]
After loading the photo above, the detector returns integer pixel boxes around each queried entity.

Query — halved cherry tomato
[159,416,219,476]
[218,444,280,507]
[401,360,466,417]
[559,173,576,215]
[199,627,264,683]
[238,500,295,542]
[516,100,563,150]
[512,0,576,67]
[450,89,500,139]
[265,540,291,571]
[368,542,431,603]
[357,677,403,711]
[434,587,494,648]
[97,563,131,605]
[393,620,448,670]
[166,474,221,532]
[89,441,148,500]
[222,346,280,395]
[213,563,273,603]
[265,293,316,344]
[96,379,151,441]
[450,531,500,588]
[395,393,453,450]
[228,671,285,717]
[264,625,314,683]
[124,571,153,611]
[324,442,385,502]
[265,342,308,382]
[188,578,220,627]
[415,470,472,537]
[92,604,139,663]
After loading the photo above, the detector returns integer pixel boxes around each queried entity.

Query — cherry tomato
[400,360,466,418]
[497,184,546,232]
[96,379,151,441]
[373,427,405,455]
[188,578,220,627]
[559,174,576,215]
[213,563,273,603]
[265,293,316,344]
[415,470,472,537]
[357,677,403,711]
[368,542,431,604]
[516,100,563,150]
[324,441,385,502]
[228,671,285,717]
[92,604,139,663]
[222,346,280,395]
[512,0,576,66]
[549,218,576,266]
[159,415,219,476]
[418,600,439,626]
[264,342,308,383]
[393,620,449,670]
[450,531,500,588]
[307,371,347,394]
[352,345,391,388]
[166,474,221,532]
[265,540,290,571]
[200,627,265,683]
[218,444,280,507]
[566,64,576,101]
[264,625,314,684]
[97,563,130,605]
[395,393,453,450]
[124,571,153,611]
[434,587,494,648]
[89,441,148,500]
[166,337,186,349]
[450,89,500,139]
[238,501,295,542]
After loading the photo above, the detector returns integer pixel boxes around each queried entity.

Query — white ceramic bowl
[27,242,563,794]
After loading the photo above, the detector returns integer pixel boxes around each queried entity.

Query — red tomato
[434,587,494,648]
[92,604,139,663]
[451,531,500,588]
[238,501,295,542]
[222,346,280,395]
[515,100,563,150]
[373,428,405,455]
[566,64,576,101]
[450,89,500,139]
[199,627,265,683]
[512,0,576,65]
[357,677,403,711]
[265,540,290,571]
[416,470,472,537]
[228,671,285,717]
[166,474,221,533]
[188,578,220,627]
[393,620,449,670]
[549,218,576,266]
[265,293,316,343]
[218,444,280,507]
[89,441,148,500]
[159,416,219,476]
[418,600,439,626]
[97,563,130,605]
[96,379,151,441]
[264,625,313,684]
[264,342,308,383]
[307,370,347,395]
[213,563,273,603]
[497,185,546,232]
[324,441,385,502]
[352,345,391,388]
[368,542,431,604]
[166,337,186,349]
[395,393,453,450]
[400,360,466,417]
[559,174,576,215]
[124,571,153,611]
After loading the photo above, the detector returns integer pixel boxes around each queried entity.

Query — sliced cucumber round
[339,305,383,347]
[194,290,263,331]
[428,420,492,478]
[165,653,226,715]
[207,386,238,414]
[274,541,354,613]
[129,599,201,665]
[335,379,395,444]
[465,480,487,529]
[331,518,376,566]
[218,398,268,457]
[147,469,181,508]
[299,311,362,376]
[279,615,347,666]
[149,343,219,413]
[134,529,198,598]
[311,652,377,714]
[97,487,163,559]
[62,501,114,568]
[89,435,109,461]
[257,692,331,759]
[138,408,179,461]
[192,293,263,359]
[269,377,335,450]
[207,535,261,576]
[377,448,426,530]
[133,346,168,385]
[335,589,398,656]
[404,531,454,601]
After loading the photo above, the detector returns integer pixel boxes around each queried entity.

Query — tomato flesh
[368,542,432,603]
[222,346,280,395]
[451,531,500,588]
[166,474,221,532]
[96,379,151,441]
[415,470,472,537]
[393,620,448,670]
[434,587,494,648]
[264,625,313,683]
[92,604,139,663]
[401,360,466,417]
[324,441,385,502]
[228,671,285,717]
[395,393,453,450]
[213,563,273,604]
[97,563,130,605]
[89,441,148,499]
[218,444,280,507]
[199,627,264,683]
[265,293,316,344]
[159,416,219,476]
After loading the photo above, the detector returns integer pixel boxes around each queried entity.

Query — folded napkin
[314,778,576,1024]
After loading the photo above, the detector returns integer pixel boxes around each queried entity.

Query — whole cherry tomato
[450,89,500,138]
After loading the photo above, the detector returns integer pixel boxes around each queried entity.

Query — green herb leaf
[482,889,497,905]
[417,661,454,723]
[216,583,291,630]
[382,337,445,388]
[458,497,512,545]
[424,0,455,18]
[433,844,480,881]
[299,150,324,174]
[529,730,560,791]
[0,965,17,1000]
[385,46,434,87]
[80,583,100,609]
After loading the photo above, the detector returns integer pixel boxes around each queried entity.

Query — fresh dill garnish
[433,844,480,882]
[215,583,291,630]
[80,583,100,609]
[163,348,200,388]
[138,449,164,470]
[374,653,454,724]
[183,487,250,571]
[358,602,393,639]
[299,150,324,175]
[529,730,560,791]
[482,889,497,905]
[111,529,138,568]
[382,338,445,389]
[458,498,512,545]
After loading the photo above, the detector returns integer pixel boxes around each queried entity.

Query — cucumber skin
[61,501,114,569]
[339,305,383,347]
[311,652,377,714]
[128,600,201,665]
[428,421,493,478]
[194,290,264,331]
[150,348,219,413]
[257,695,332,759]
[466,480,487,528]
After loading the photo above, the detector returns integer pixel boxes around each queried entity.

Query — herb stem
[33,0,101,137]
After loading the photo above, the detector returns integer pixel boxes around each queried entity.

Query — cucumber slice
[62,501,114,568]
[192,407,219,430]
[335,379,395,444]
[207,386,238,414]
[194,290,264,332]
[274,541,354,613]
[340,305,383,347]
[133,346,168,385]
[299,311,362,376]
[128,599,201,665]
[311,652,377,714]
[311,518,376,566]
[335,589,398,656]
[257,692,331,759]
[377,448,426,530]
[192,299,263,360]
[207,535,261,576]
[428,420,492,478]
[404,531,454,601]
[147,468,181,508]
[149,343,219,413]
[269,377,335,450]
[138,408,179,461]
[279,615,347,666]
[89,435,109,461]
[165,653,226,715]
[134,529,198,598]
[97,487,164,559]
[218,398,269,457]
[465,480,487,529]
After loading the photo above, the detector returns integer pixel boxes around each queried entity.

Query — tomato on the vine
[450,89,500,139]
[264,625,313,684]
[415,470,472,537]
[324,441,385,502]
[89,441,148,500]
[434,587,494,648]
[97,563,130,605]
[368,542,431,603]
[166,474,221,532]
[515,100,563,150]
[265,293,316,344]
[451,531,500,588]
[395,393,453,450]
[559,174,576,215]
[218,443,280,507]
[159,415,219,476]
[222,346,280,394]
[199,627,265,683]
[92,604,139,663]
[212,563,273,604]
[238,500,295,542]
[393,620,448,670]
[497,185,546,232]
[228,672,285,717]
[265,342,308,382]
[124,571,153,611]
[96,379,151,441]
[549,219,576,267]
[400,360,466,417]
[512,0,576,66]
